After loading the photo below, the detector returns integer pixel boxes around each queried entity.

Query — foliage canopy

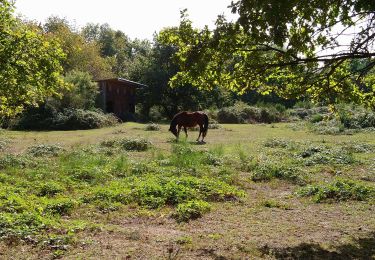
[160,2,375,108]
[0,0,67,118]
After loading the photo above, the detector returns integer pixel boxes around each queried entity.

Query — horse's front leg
[183,127,188,138]
[177,125,182,140]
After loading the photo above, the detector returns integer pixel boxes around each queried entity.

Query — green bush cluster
[84,175,244,210]
[217,102,284,124]
[264,138,296,149]
[100,137,153,151]
[145,122,161,131]
[27,144,65,157]
[174,200,211,222]
[0,154,35,169]
[288,106,329,120]
[0,138,10,151]
[297,179,375,202]
[251,163,306,185]
[337,105,375,129]
[299,146,355,166]
[307,105,375,135]
[11,107,118,130]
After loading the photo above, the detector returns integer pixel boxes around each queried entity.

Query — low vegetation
[0,122,374,259]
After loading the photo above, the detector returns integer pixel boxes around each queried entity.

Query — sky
[14,0,237,40]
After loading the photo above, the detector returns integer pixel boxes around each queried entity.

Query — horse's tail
[202,113,209,137]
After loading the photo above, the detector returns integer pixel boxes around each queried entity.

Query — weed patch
[0,154,35,169]
[100,137,152,151]
[0,138,10,151]
[264,138,297,149]
[251,163,306,185]
[145,122,161,131]
[174,200,211,222]
[299,146,355,166]
[297,179,375,202]
[27,144,64,157]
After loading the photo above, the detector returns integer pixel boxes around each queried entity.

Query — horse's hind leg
[197,125,202,142]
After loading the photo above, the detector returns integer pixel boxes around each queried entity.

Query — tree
[160,3,375,108]
[136,33,231,119]
[0,0,67,118]
[82,23,133,77]
[57,70,99,110]
[44,17,113,79]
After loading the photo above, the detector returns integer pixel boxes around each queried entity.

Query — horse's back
[174,111,206,127]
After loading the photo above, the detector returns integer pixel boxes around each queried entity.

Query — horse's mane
[169,112,181,129]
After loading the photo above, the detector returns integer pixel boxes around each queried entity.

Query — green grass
[0,122,374,258]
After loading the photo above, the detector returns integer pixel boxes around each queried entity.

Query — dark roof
[96,78,147,88]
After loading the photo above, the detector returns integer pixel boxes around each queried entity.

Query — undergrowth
[297,179,375,202]
[0,139,244,250]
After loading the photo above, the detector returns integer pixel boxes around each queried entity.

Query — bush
[308,105,375,134]
[36,182,65,197]
[337,105,375,129]
[174,200,211,222]
[27,144,64,157]
[311,119,346,135]
[44,198,76,216]
[288,106,330,120]
[119,138,152,151]
[251,163,306,185]
[299,145,355,165]
[11,107,118,130]
[0,154,34,169]
[297,179,375,202]
[217,102,284,124]
[0,138,10,151]
[52,109,118,130]
[145,122,161,131]
[310,114,324,123]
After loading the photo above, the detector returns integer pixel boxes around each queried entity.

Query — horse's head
[169,126,178,137]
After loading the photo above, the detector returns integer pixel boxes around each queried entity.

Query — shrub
[217,102,284,124]
[44,198,76,216]
[251,163,306,185]
[299,146,355,166]
[0,138,10,151]
[119,138,152,151]
[310,118,346,135]
[337,105,375,129]
[27,144,64,157]
[310,114,324,123]
[12,108,118,130]
[52,109,118,130]
[0,154,34,169]
[264,138,296,149]
[36,182,65,197]
[145,122,161,131]
[100,138,152,152]
[174,200,211,222]
[297,179,375,202]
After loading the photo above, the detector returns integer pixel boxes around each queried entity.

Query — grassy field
[0,122,374,259]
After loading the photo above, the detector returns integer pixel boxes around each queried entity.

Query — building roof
[96,78,147,88]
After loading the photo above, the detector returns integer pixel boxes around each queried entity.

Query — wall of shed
[98,81,136,120]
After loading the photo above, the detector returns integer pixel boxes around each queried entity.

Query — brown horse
[169,111,209,142]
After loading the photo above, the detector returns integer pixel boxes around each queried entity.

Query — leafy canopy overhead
[160,1,375,107]
[0,0,67,117]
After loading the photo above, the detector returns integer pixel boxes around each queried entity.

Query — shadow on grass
[260,232,375,260]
